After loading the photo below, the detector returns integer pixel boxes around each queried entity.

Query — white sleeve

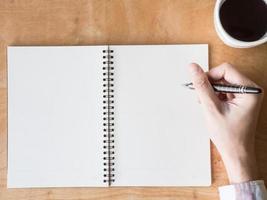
[219,180,267,200]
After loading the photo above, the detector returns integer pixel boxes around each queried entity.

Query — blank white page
[111,45,211,186]
[8,46,106,188]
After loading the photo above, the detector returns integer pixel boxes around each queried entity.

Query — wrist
[222,149,258,184]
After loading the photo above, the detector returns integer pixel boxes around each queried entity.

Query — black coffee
[219,0,267,42]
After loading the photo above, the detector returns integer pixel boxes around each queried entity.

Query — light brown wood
[0,0,266,199]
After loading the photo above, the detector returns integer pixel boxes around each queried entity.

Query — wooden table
[0,0,266,199]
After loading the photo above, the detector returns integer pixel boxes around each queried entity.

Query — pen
[183,83,262,94]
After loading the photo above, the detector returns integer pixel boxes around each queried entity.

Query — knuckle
[222,62,233,69]
[195,76,208,89]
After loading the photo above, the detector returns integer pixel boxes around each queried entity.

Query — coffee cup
[214,0,267,48]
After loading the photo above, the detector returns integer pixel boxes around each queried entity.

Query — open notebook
[7,45,210,188]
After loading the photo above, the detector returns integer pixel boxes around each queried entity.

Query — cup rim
[214,0,267,48]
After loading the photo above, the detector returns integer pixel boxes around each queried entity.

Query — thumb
[188,63,220,112]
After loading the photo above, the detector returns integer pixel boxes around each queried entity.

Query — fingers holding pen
[188,63,221,113]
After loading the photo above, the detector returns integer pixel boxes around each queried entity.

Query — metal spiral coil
[102,48,115,186]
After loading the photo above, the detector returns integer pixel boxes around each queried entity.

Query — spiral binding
[102,47,115,186]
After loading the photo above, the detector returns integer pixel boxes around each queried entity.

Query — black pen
[183,83,262,94]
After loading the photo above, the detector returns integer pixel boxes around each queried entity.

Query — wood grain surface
[0,0,266,199]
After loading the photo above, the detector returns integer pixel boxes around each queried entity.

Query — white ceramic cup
[214,0,267,48]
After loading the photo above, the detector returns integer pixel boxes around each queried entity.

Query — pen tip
[182,82,194,90]
[182,83,192,87]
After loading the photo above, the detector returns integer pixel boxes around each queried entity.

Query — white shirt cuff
[219,180,267,200]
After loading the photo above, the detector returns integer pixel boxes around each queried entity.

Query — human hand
[188,63,264,184]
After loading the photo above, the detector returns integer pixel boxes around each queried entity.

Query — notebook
[7,45,210,188]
